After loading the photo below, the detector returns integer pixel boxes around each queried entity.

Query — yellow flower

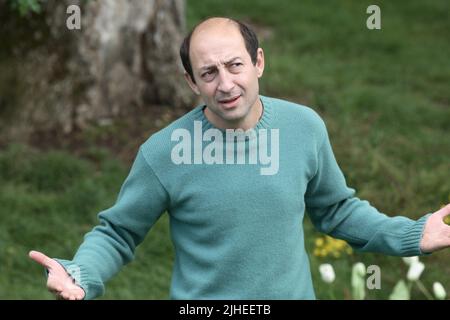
[313,235,353,259]
[315,238,324,247]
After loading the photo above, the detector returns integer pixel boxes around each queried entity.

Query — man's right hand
[29,250,85,300]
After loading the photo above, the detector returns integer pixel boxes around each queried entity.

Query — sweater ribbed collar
[193,95,273,134]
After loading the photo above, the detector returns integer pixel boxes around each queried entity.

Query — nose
[217,69,235,93]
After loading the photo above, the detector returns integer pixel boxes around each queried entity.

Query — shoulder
[262,95,327,137]
[139,105,202,164]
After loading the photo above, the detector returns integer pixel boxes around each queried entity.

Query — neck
[204,98,263,130]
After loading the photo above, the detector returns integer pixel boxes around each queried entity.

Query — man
[29,17,450,300]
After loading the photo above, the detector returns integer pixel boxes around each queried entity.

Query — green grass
[0,145,173,299]
[1,0,449,299]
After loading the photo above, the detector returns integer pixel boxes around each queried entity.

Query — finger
[71,286,86,300]
[60,291,70,300]
[67,285,86,299]
[28,251,51,268]
[49,288,60,295]
[29,250,56,269]
[438,204,450,218]
[57,287,84,300]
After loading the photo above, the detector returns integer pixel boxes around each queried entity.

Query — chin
[222,108,248,121]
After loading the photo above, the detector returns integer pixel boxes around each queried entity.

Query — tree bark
[0,0,195,141]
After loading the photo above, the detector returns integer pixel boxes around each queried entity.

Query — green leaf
[9,0,42,16]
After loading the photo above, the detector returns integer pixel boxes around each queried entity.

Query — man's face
[185,20,264,129]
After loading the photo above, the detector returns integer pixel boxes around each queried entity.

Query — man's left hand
[420,204,450,253]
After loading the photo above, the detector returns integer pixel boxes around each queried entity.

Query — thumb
[29,250,60,271]
[437,204,450,219]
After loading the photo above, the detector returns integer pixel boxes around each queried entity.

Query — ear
[255,48,265,78]
[184,72,200,95]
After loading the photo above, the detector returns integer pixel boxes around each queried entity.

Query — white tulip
[319,263,335,283]
[352,262,366,277]
[406,261,425,281]
[351,262,366,300]
[402,256,419,266]
[433,282,446,300]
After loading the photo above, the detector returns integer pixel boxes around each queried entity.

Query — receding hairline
[190,17,241,40]
[180,16,259,83]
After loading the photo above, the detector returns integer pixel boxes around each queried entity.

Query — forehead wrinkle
[199,57,242,70]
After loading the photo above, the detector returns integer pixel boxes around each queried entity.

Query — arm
[30,147,170,299]
[305,121,429,256]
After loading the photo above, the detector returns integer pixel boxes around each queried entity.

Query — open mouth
[218,95,241,107]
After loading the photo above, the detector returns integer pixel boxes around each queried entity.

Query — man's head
[180,17,265,129]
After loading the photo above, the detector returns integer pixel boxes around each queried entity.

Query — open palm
[420,204,450,253]
[29,250,85,300]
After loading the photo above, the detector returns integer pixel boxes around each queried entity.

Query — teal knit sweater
[57,96,429,299]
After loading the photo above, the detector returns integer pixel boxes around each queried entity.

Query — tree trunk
[0,0,195,142]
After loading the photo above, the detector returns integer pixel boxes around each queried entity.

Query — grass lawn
[1,0,449,299]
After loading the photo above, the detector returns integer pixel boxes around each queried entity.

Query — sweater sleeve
[304,121,430,257]
[55,147,170,299]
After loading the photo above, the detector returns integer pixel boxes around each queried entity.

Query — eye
[229,62,243,72]
[201,70,216,82]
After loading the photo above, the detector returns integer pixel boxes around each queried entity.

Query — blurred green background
[1,0,449,299]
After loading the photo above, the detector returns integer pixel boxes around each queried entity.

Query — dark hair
[180,17,259,84]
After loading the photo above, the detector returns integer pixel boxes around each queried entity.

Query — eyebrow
[199,57,242,71]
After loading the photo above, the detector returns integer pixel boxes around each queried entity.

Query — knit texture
[56,96,429,299]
